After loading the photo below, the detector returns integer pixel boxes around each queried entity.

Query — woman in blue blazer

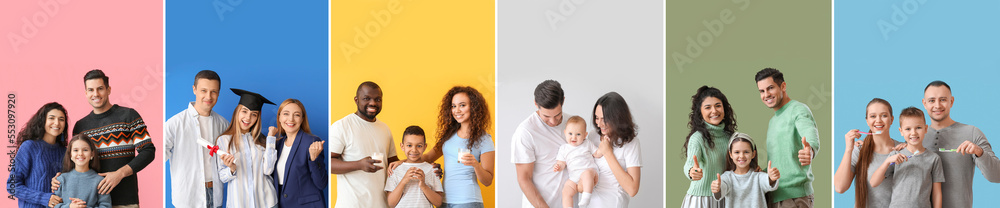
[271,99,327,208]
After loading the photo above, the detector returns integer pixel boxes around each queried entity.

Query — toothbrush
[890,150,918,165]
[939,148,958,152]
[858,130,882,136]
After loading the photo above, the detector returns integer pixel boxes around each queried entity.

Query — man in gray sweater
[921,80,1000,208]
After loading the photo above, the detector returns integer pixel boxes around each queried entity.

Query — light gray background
[497,1,664,207]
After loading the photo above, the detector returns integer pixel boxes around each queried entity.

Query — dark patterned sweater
[72,104,155,205]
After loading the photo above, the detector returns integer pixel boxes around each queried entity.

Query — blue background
[833,1,1000,207]
[164,1,329,207]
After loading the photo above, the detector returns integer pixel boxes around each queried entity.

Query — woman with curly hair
[681,86,738,208]
[6,102,69,208]
[408,86,494,208]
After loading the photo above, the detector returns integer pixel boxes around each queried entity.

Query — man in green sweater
[753,68,819,208]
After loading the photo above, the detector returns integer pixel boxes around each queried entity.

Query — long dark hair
[17,102,69,147]
[62,134,100,173]
[723,132,761,172]
[435,86,491,151]
[220,104,264,153]
[683,86,737,158]
[593,92,637,148]
[855,98,892,208]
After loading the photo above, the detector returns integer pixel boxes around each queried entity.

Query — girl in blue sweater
[53,135,111,208]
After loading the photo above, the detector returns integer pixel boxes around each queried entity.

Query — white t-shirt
[384,162,443,208]
[330,113,396,208]
[587,132,642,208]
[556,141,598,182]
[276,142,292,185]
[197,115,215,182]
[510,112,569,208]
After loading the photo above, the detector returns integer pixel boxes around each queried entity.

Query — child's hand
[711,173,721,193]
[552,161,565,172]
[403,167,421,184]
[767,161,780,181]
[885,153,908,165]
[689,155,703,181]
[413,168,427,185]
[68,197,86,208]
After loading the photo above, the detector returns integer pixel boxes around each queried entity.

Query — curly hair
[17,102,69,147]
[435,86,492,151]
[593,92,638,148]
[683,86,737,158]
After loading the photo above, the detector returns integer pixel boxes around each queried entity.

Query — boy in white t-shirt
[385,125,444,208]
[552,116,602,208]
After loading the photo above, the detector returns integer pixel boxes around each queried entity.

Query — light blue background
[164,1,329,207]
[833,1,1000,207]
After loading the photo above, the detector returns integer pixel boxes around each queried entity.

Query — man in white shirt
[165,70,229,208]
[512,80,571,208]
[330,81,399,208]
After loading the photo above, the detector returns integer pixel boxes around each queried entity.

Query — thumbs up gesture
[798,137,813,166]
[689,155,704,180]
[767,161,780,182]
[711,173,721,193]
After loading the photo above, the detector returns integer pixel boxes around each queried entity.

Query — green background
[666,0,832,207]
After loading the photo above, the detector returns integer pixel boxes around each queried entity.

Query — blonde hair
[566,115,586,128]
[276,99,311,136]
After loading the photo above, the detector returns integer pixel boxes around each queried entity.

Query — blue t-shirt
[441,133,495,203]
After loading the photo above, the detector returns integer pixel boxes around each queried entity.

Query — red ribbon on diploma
[207,145,220,156]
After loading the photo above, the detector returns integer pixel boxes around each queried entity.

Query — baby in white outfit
[553,116,602,208]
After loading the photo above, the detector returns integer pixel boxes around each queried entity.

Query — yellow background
[330,0,496,207]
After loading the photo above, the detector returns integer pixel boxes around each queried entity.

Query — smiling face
[756,77,786,109]
[84,79,110,110]
[729,141,756,170]
[355,85,382,121]
[278,103,303,134]
[44,109,66,138]
[594,105,610,136]
[564,122,588,146]
[898,116,928,146]
[236,105,259,132]
[451,92,471,124]
[536,104,564,127]
[70,139,94,168]
[700,96,724,126]
[866,102,893,134]
[401,134,426,163]
[192,78,221,113]
[922,85,953,123]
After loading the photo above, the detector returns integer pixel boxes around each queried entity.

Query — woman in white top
[272,99,327,208]
[216,88,278,208]
[588,92,643,208]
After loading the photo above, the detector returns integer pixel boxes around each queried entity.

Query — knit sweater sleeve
[683,132,704,181]
[7,143,54,206]
[126,109,156,173]
[794,106,821,155]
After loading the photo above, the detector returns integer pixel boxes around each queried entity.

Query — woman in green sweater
[682,86,738,208]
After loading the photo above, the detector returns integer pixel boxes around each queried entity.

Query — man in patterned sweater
[56,69,156,208]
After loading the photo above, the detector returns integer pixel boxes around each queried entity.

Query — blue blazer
[273,130,327,208]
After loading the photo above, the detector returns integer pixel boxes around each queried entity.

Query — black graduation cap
[230,88,275,111]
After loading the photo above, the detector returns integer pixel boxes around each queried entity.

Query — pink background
[0,1,163,207]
